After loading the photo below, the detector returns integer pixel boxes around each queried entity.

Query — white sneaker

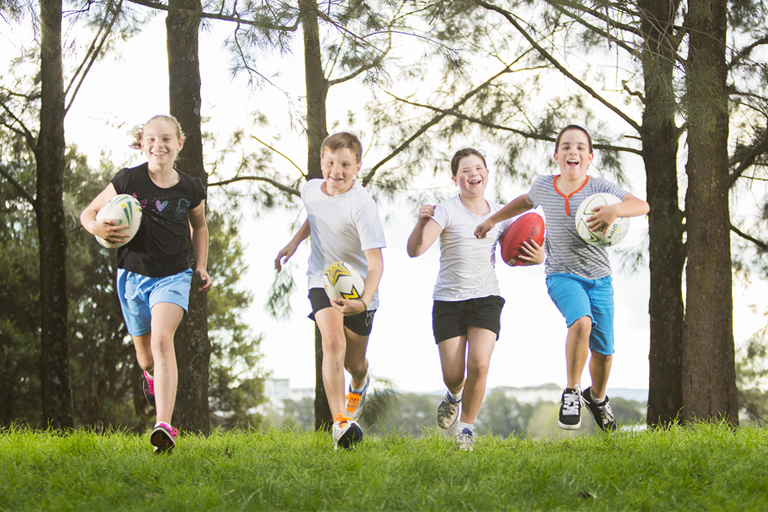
[332,414,363,450]
[345,373,370,423]
[455,428,475,451]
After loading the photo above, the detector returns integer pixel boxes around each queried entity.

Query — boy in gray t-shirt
[475,125,649,432]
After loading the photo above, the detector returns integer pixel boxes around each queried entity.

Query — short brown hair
[450,148,487,176]
[320,132,363,163]
[130,115,185,150]
[555,125,593,153]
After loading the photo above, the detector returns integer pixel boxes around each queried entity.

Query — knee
[322,335,346,360]
[569,316,592,338]
[468,359,490,379]
[151,332,175,357]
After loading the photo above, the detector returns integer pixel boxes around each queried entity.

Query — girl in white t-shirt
[407,148,543,450]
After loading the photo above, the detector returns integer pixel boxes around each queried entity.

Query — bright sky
[7,12,767,395]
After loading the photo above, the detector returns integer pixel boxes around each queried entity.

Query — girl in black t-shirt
[80,115,212,454]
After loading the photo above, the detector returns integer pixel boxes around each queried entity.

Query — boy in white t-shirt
[275,132,386,450]
[407,148,544,450]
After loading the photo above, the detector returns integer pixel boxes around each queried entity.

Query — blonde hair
[320,132,363,163]
[129,115,185,149]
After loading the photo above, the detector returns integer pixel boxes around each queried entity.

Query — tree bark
[682,0,738,425]
[638,0,686,426]
[300,0,332,431]
[37,0,74,429]
[166,0,211,435]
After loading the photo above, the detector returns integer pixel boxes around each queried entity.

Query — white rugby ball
[95,194,142,248]
[323,261,365,301]
[575,193,629,247]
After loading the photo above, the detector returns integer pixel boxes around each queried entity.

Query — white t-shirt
[431,196,510,301]
[302,179,387,310]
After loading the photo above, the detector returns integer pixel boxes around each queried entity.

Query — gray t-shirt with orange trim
[527,175,627,279]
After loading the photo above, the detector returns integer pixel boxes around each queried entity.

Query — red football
[501,212,545,266]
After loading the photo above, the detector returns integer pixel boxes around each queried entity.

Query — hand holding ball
[95,194,142,248]
[575,193,629,247]
[323,261,365,301]
[501,213,546,266]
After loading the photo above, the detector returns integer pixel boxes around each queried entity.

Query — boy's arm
[331,248,383,316]
[188,200,212,292]
[79,183,130,245]
[407,205,443,257]
[474,194,534,239]
[275,219,311,272]
[588,193,650,233]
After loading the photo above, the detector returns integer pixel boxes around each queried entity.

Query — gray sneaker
[455,428,474,451]
[582,386,618,431]
[437,392,460,429]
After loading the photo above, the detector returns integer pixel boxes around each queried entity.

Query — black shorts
[432,295,505,344]
[308,288,376,337]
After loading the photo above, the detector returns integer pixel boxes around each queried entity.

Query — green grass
[2,423,767,511]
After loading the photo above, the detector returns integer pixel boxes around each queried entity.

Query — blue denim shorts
[546,273,615,355]
[117,268,193,336]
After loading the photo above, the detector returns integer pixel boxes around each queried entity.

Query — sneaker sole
[558,419,581,430]
[151,431,175,453]
[337,424,363,449]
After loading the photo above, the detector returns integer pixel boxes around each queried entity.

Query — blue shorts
[546,273,615,355]
[117,268,193,336]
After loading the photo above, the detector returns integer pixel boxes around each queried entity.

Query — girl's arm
[188,200,212,292]
[331,248,383,316]
[474,194,534,239]
[275,219,311,272]
[407,205,443,257]
[588,193,650,233]
[79,183,130,245]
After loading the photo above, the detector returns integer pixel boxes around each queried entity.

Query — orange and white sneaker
[345,374,370,423]
[151,422,178,454]
[332,414,363,450]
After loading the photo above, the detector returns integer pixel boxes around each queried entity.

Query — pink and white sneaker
[151,422,178,454]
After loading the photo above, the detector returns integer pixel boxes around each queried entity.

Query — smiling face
[553,128,593,182]
[321,147,361,195]
[452,154,489,197]
[140,119,184,171]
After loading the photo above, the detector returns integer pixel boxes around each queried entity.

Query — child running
[80,114,212,453]
[475,125,649,431]
[274,132,385,450]
[407,148,544,451]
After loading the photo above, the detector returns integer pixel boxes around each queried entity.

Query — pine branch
[0,164,36,207]
[125,0,300,30]
[474,0,641,133]
[731,223,768,252]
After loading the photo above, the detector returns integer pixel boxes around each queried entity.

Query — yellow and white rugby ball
[323,261,365,301]
[95,194,142,248]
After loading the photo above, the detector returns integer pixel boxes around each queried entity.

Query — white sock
[448,389,463,402]
[590,388,605,403]
[457,421,474,434]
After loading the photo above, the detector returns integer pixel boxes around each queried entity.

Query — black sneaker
[582,386,618,431]
[142,370,155,408]
[558,387,582,430]
[151,422,178,454]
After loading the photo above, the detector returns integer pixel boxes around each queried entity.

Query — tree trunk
[638,0,686,426]
[37,0,73,429]
[166,0,210,435]
[682,0,737,425]
[300,0,332,431]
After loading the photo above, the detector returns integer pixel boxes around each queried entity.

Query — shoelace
[562,392,581,415]
[156,422,178,438]
[346,392,361,411]
[334,413,353,425]
[600,402,616,424]
[144,372,155,395]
